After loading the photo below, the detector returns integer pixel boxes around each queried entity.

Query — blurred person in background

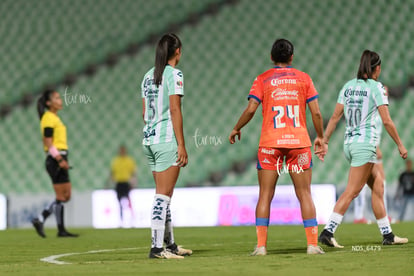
[109,144,137,227]
[31,90,78,238]
[229,38,327,255]
[395,159,414,221]
[319,50,407,247]
[141,33,192,259]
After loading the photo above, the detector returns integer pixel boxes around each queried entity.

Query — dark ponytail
[37,90,53,119]
[153,33,182,87]
[357,50,381,80]
[271,38,294,64]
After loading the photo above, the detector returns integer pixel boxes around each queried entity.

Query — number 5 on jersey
[272,105,300,128]
[148,96,156,121]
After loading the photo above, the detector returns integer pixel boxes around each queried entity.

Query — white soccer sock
[151,194,170,249]
[164,203,175,247]
[377,216,392,235]
[324,212,343,234]
[39,200,56,223]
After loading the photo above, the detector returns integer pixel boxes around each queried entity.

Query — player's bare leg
[149,167,191,259]
[367,165,408,245]
[290,169,324,254]
[320,163,373,248]
[251,169,278,256]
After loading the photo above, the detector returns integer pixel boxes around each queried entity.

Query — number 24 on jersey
[272,105,300,128]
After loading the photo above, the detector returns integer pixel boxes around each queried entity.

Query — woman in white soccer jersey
[319,50,408,247]
[353,113,390,224]
[141,33,192,259]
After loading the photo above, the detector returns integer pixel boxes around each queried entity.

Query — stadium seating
[0,0,223,106]
[1,0,413,194]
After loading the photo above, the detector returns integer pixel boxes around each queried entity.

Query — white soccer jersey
[337,78,388,146]
[141,65,184,145]
[375,114,383,146]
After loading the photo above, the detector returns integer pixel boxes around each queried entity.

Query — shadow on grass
[267,247,307,255]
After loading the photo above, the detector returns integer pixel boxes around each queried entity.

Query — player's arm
[229,98,259,144]
[130,172,137,188]
[308,99,326,161]
[170,95,188,167]
[378,105,407,159]
[324,103,344,144]
[308,99,324,138]
[43,128,69,170]
[376,147,383,160]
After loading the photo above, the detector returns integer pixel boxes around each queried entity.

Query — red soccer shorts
[256,147,312,172]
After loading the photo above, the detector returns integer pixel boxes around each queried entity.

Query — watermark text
[64,86,92,105]
[193,128,223,148]
[351,245,382,252]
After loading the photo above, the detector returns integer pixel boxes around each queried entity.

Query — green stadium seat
[1,0,414,194]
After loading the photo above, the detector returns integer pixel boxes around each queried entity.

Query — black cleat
[57,231,79,238]
[31,218,46,238]
[318,229,344,248]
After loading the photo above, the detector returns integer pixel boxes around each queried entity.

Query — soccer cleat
[57,231,79,238]
[250,246,267,256]
[307,245,325,255]
[166,244,193,256]
[382,235,408,245]
[149,248,184,259]
[31,218,46,238]
[318,229,344,248]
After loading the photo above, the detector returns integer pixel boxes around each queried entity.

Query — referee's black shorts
[45,152,70,184]
[116,182,131,200]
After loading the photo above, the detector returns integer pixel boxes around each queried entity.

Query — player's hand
[376,147,383,160]
[313,137,328,162]
[229,129,241,144]
[176,145,188,167]
[58,159,70,170]
[398,144,408,159]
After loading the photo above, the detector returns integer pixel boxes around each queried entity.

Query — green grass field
[1,222,413,275]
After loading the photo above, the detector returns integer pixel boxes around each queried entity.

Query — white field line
[40,242,247,265]
[40,247,143,265]
[41,240,341,265]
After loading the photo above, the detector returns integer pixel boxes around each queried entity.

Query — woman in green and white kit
[353,111,390,224]
[141,33,192,259]
[318,50,408,247]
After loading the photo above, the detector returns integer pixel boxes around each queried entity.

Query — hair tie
[371,58,381,68]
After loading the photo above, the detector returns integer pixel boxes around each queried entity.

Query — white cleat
[383,235,408,245]
[250,246,267,256]
[171,245,193,256]
[319,230,344,248]
[149,249,184,259]
[330,237,344,248]
[307,245,325,255]
[166,244,193,256]
[393,236,409,244]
